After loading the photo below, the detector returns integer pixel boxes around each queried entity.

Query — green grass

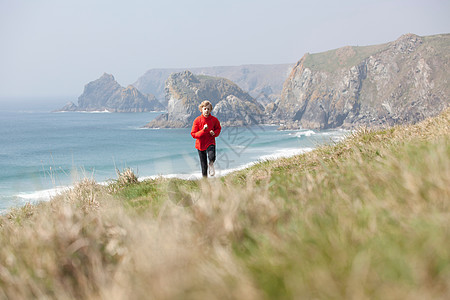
[302,43,388,72]
[1,109,449,299]
[423,33,450,56]
[303,33,450,73]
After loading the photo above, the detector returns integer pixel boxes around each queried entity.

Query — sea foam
[15,186,71,203]
[290,130,316,137]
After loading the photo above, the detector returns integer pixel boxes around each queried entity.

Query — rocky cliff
[57,73,164,112]
[144,71,265,128]
[134,64,293,106]
[275,33,449,129]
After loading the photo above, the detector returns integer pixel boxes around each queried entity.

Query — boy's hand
[203,124,208,131]
[210,130,215,136]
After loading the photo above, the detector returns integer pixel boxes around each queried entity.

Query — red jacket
[191,114,221,151]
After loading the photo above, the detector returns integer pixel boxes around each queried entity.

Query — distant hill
[56,73,164,112]
[134,64,293,106]
[144,71,265,128]
[275,33,450,129]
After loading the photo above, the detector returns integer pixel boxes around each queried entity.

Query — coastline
[3,146,317,214]
[0,110,349,214]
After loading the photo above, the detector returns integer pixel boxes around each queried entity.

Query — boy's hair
[199,100,213,112]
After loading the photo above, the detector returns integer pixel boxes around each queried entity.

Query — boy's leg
[198,150,208,177]
[206,144,216,163]
[206,145,216,176]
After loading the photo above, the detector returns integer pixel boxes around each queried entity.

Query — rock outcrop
[144,71,265,128]
[58,101,78,112]
[275,33,450,129]
[56,73,164,112]
[134,64,293,107]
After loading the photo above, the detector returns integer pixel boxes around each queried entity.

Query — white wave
[54,110,112,114]
[82,110,111,114]
[127,126,157,130]
[289,130,316,137]
[140,172,203,181]
[140,167,249,181]
[211,148,314,177]
[229,145,247,149]
[321,131,348,136]
[13,180,111,206]
[320,130,349,142]
[15,186,71,203]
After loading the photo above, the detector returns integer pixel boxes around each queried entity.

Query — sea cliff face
[134,64,293,106]
[275,33,450,129]
[144,71,265,128]
[57,73,164,112]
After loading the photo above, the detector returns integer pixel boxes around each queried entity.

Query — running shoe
[209,162,215,176]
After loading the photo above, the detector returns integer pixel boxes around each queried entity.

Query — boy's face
[202,105,211,117]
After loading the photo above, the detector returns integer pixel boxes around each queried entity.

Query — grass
[302,43,388,72]
[302,33,450,73]
[0,109,449,299]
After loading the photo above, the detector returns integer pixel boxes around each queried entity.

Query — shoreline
[2,146,316,214]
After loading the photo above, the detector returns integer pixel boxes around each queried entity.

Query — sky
[0,0,449,106]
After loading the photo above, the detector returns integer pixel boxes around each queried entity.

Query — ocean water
[0,110,348,213]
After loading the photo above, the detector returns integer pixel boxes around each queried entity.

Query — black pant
[198,144,216,177]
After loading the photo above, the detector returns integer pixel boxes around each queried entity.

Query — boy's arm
[213,118,221,137]
[191,120,206,138]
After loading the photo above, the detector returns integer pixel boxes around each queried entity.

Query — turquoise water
[0,110,348,213]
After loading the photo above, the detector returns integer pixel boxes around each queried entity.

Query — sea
[0,109,348,214]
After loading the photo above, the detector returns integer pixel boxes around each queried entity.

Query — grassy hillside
[1,109,449,299]
[302,33,450,73]
[302,43,388,72]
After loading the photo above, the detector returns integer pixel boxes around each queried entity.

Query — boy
[191,100,221,177]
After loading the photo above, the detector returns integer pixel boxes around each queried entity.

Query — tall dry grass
[0,109,449,299]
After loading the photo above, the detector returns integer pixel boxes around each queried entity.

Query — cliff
[57,73,164,112]
[144,71,265,128]
[134,64,293,106]
[275,33,450,129]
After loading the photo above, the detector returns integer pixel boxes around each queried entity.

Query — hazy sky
[0,0,449,101]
